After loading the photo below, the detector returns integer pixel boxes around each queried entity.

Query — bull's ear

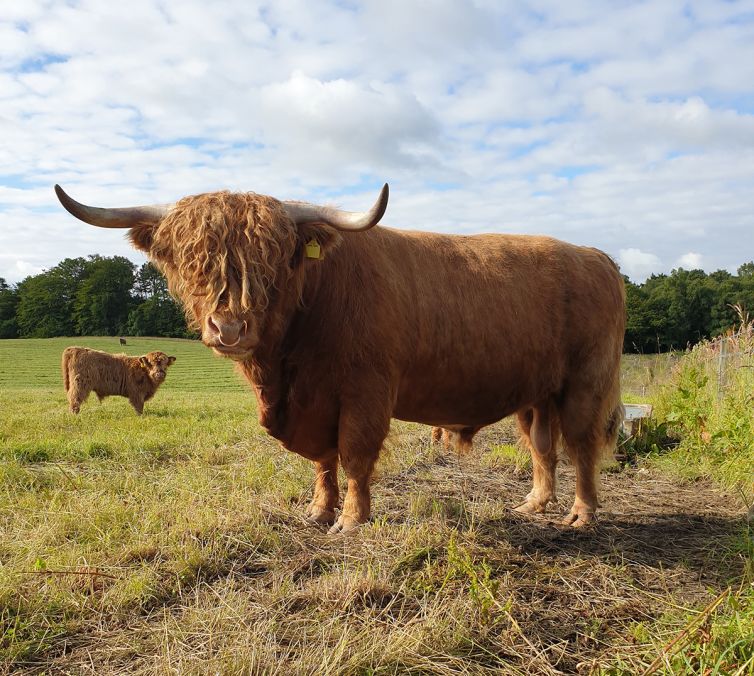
[291,223,343,267]
[139,356,149,368]
[168,356,176,364]
[128,223,156,252]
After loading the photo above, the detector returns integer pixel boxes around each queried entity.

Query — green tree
[73,256,135,335]
[623,277,653,352]
[0,278,20,338]
[738,262,754,278]
[133,262,170,300]
[16,257,96,337]
[128,262,192,337]
[127,296,190,337]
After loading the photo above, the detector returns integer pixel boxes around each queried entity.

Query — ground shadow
[477,511,749,584]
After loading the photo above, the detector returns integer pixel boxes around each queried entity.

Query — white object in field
[622,403,653,437]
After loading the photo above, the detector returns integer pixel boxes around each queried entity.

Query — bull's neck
[237,266,328,440]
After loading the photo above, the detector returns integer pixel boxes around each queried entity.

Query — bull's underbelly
[393,376,542,428]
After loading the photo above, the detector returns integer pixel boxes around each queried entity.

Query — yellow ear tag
[305,239,322,259]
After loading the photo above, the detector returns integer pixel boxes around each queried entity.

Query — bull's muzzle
[206,314,248,348]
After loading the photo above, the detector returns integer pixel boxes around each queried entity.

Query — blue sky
[1,0,753,282]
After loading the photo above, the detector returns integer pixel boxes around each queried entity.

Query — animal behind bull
[55,183,625,532]
[62,347,176,414]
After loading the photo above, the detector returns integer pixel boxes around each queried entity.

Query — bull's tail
[600,383,625,465]
[62,348,72,392]
[607,402,625,447]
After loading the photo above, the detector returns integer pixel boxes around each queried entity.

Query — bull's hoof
[306,504,337,526]
[562,509,596,528]
[327,514,364,535]
[513,495,556,515]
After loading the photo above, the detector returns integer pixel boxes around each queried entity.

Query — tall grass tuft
[654,306,754,501]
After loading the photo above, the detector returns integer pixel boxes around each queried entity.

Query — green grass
[620,352,679,403]
[650,324,754,497]
[0,339,751,673]
[0,336,246,392]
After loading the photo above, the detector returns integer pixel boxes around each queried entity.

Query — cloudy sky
[1,0,753,283]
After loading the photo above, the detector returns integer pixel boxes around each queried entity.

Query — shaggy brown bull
[62,347,175,414]
[55,184,625,532]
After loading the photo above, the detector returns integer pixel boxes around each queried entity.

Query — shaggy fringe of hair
[151,192,298,328]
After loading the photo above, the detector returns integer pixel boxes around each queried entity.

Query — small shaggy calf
[62,347,176,415]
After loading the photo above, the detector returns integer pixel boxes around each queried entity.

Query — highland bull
[55,183,625,532]
[62,346,175,414]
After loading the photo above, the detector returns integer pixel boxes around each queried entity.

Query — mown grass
[0,338,751,674]
[0,336,246,392]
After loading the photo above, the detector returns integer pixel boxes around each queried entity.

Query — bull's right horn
[54,185,173,228]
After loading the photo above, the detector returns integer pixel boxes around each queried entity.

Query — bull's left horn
[54,185,173,228]
[282,183,389,232]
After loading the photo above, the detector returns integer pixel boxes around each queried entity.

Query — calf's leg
[67,377,89,414]
[129,395,145,415]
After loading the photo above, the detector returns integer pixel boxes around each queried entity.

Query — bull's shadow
[382,451,749,584]
[475,510,750,584]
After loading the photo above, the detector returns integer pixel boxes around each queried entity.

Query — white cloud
[618,248,663,282]
[11,260,45,278]
[257,72,440,172]
[1,0,753,283]
[676,252,703,270]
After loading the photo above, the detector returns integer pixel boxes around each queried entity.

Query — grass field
[0,339,751,674]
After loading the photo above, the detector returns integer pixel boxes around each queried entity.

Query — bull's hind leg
[514,404,559,514]
[328,400,390,535]
[306,454,339,526]
[561,432,600,528]
[559,390,619,528]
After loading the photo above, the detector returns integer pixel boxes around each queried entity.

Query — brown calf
[62,347,175,415]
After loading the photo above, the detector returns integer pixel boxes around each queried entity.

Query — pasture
[1,339,751,674]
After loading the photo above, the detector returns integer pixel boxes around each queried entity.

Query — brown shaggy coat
[62,347,175,415]
[60,189,626,532]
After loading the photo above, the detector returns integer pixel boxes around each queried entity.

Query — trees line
[0,257,193,340]
[1,256,753,353]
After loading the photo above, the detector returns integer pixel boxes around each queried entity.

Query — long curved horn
[281,183,389,232]
[54,185,173,228]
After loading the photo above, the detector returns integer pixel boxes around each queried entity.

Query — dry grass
[3,422,750,674]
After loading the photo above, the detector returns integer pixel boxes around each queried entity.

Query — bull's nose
[206,315,248,347]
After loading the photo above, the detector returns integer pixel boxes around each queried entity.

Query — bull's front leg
[306,454,339,526]
[328,404,390,535]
